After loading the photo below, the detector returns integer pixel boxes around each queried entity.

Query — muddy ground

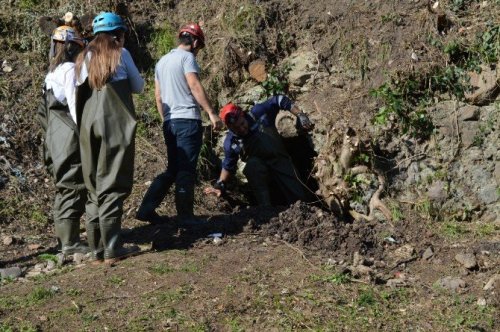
[1,0,499,331]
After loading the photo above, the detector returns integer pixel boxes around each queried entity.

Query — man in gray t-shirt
[137,23,222,226]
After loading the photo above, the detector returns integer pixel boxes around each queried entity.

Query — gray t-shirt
[155,48,201,121]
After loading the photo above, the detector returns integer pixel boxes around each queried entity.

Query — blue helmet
[92,12,127,34]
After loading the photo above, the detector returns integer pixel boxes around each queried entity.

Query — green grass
[27,287,55,305]
[151,24,177,60]
[38,253,57,263]
[149,263,174,275]
[108,276,125,286]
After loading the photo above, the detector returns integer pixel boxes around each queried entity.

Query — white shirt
[77,48,144,93]
[44,62,78,123]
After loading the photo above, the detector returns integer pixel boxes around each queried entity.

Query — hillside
[0,0,499,330]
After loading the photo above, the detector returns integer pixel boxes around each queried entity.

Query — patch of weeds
[474,222,498,237]
[149,263,174,275]
[30,207,48,226]
[179,261,200,273]
[389,201,403,222]
[151,24,176,60]
[38,253,58,263]
[381,13,403,25]
[66,288,82,297]
[261,63,292,97]
[134,76,161,138]
[227,316,244,332]
[0,320,38,332]
[370,78,434,138]
[0,296,21,310]
[81,312,99,325]
[310,272,351,285]
[157,284,193,304]
[19,0,41,9]
[440,220,468,238]
[108,275,125,286]
[357,288,376,307]
[27,286,55,305]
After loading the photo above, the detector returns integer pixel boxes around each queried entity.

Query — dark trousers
[139,119,203,213]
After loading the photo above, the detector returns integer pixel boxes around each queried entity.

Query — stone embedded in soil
[455,253,478,269]
[459,105,480,121]
[389,244,415,265]
[73,253,85,265]
[477,297,487,306]
[33,263,45,272]
[437,277,467,292]
[45,260,56,271]
[0,266,22,279]
[483,274,499,291]
[2,236,14,246]
[422,247,434,260]
[28,243,42,250]
[427,181,447,202]
[56,253,66,265]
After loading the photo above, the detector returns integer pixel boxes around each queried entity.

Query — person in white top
[75,12,144,265]
[36,25,89,255]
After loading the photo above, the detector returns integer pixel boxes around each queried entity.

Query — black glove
[213,179,226,195]
[297,112,313,130]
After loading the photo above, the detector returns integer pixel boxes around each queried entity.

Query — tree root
[349,175,392,223]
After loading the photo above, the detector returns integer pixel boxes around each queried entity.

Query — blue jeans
[137,119,203,213]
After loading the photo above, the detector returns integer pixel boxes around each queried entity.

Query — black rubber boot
[85,221,104,263]
[100,218,139,264]
[55,219,90,255]
[136,172,173,223]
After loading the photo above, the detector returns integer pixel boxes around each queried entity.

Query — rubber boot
[55,219,90,255]
[100,218,139,264]
[175,174,205,227]
[253,190,272,207]
[85,221,104,263]
[136,172,173,224]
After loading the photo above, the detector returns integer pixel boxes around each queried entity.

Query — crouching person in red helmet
[204,96,314,206]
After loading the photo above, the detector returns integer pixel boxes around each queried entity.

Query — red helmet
[220,103,242,125]
[179,23,205,47]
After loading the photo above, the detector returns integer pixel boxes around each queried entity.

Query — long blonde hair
[75,31,123,89]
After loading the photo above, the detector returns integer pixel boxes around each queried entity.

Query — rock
[288,50,317,87]
[248,59,267,82]
[427,181,447,202]
[478,183,498,204]
[33,263,45,271]
[213,237,223,245]
[352,251,362,266]
[2,236,14,246]
[465,65,499,105]
[459,105,480,121]
[387,278,406,288]
[483,275,499,291]
[26,271,42,278]
[390,244,415,264]
[50,285,60,293]
[0,266,23,279]
[437,277,466,292]
[455,253,478,269]
[45,260,56,271]
[56,253,66,266]
[422,247,434,260]
[351,265,373,276]
[28,243,42,250]
[2,60,12,73]
[477,297,487,306]
[73,253,85,265]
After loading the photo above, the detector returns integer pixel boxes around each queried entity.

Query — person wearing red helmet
[204,95,314,206]
[136,22,222,226]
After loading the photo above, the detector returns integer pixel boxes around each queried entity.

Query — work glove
[213,179,227,195]
[297,112,314,131]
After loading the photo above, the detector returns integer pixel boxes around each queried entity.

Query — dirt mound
[261,202,388,262]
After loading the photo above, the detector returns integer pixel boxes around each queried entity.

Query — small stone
[45,260,56,271]
[38,315,48,322]
[2,236,14,246]
[26,271,42,278]
[455,253,478,269]
[213,237,223,245]
[422,247,434,260]
[460,105,480,121]
[73,253,85,265]
[56,253,66,266]
[353,251,362,266]
[483,275,499,291]
[437,277,466,292]
[28,243,42,250]
[50,285,60,293]
[0,266,23,279]
[477,297,487,306]
[33,263,45,271]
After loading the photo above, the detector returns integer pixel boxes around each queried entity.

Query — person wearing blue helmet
[75,12,144,264]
